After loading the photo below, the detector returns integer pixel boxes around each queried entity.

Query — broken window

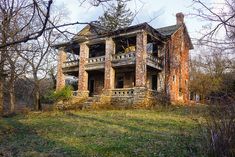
[114,36,136,54]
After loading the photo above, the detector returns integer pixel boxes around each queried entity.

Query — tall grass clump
[203,94,235,157]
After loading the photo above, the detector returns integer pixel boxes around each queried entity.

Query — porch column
[78,42,89,96]
[135,31,147,87]
[104,38,115,90]
[56,47,67,91]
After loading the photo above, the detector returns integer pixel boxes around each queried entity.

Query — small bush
[43,86,73,103]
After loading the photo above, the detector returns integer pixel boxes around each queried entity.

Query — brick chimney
[176,12,184,25]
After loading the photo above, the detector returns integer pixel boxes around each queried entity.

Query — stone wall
[166,26,190,103]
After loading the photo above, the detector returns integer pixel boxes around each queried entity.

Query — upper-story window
[147,42,158,57]
[114,36,136,54]
[89,43,105,58]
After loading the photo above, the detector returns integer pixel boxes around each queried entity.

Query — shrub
[43,86,73,103]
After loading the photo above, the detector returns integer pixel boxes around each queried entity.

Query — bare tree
[19,31,58,110]
[0,0,114,114]
[5,46,27,113]
[192,0,235,50]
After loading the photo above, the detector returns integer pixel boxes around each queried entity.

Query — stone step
[82,96,100,109]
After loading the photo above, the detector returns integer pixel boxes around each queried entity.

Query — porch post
[135,31,147,87]
[104,38,115,91]
[56,47,67,91]
[78,42,89,97]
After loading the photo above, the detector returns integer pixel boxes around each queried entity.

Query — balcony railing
[147,54,162,69]
[147,54,160,64]
[112,52,136,61]
[62,60,79,68]
[87,56,105,64]
[111,88,134,97]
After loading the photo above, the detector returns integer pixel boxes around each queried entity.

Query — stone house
[54,12,193,107]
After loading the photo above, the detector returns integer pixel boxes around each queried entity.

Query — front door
[89,79,95,96]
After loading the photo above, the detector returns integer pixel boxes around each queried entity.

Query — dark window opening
[152,75,158,90]
[89,79,95,96]
[152,44,158,57]
[147,42,158,57]
[115,36,136,54]
[179,76,182,96]
[89,43,105,58]
[116,76,124,88]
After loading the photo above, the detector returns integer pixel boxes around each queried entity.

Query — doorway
[89,79,95,97]
[152,75,157,90]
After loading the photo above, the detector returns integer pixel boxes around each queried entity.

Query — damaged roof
[53,22,193,49]
[156,24,181,36]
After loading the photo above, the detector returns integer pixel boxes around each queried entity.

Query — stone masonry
[135,31,147,87]
[77,42,89,97]
[104,38,115,91]
[56,48,67,91]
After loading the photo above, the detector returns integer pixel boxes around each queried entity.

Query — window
[179,75,182,96]
[116,76,124,88]
[173,75,176,82]
[152,44,158,57]
[147,43,153,53]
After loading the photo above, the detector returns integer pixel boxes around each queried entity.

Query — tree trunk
[34,79,42,111]
[9,84,15,113]
[0,79,3,115]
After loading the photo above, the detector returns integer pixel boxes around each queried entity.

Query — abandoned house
[53,12,193,107]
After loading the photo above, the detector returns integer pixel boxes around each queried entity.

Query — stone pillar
[56,47,67,91]
[104,38,115,92]
[78,42,89,97]
[135,31,147,87]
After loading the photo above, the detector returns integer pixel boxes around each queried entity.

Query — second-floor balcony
[62,60,79,68]
[112,52,136,67]
[62,52,162,72]
[85,55,105,70]
[146,54,163,70]
[62,60,79,73]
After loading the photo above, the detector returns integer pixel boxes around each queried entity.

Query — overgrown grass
[0,105,207,157]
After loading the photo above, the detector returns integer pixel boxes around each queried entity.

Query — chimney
[176,12,184,25]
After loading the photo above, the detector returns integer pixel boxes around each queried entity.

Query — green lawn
[0,106,207,157]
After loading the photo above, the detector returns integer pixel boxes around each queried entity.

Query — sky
[54,0,205,34]
[54,0,222,55]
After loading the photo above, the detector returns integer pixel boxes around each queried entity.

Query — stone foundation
[86,87,161,109]
[77,91,89,98]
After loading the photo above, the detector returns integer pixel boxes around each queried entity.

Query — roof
[72,22,165,42]
[156,24,181,36]
[52,23,193,49]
